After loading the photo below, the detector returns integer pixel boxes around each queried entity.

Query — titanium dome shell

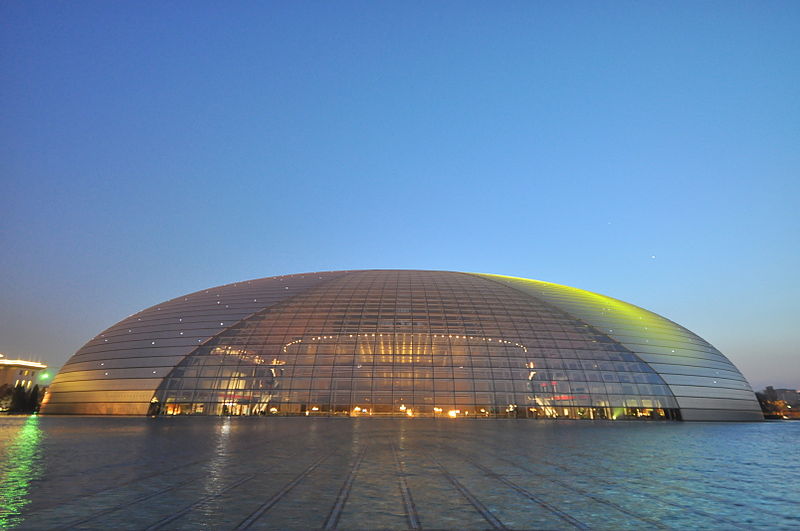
[42,270,762,421]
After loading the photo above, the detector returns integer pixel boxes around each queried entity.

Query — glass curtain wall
[152,271,679,419]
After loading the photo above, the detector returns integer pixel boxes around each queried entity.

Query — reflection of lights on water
[202,417,232,500]
[0,416,42,528]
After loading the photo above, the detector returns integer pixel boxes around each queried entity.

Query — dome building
[41,270,762,421]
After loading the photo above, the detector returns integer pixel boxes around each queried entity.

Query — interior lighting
[447,410,459,418]
[406,409,414,417]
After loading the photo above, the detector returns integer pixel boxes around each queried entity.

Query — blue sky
[2,2,798,389]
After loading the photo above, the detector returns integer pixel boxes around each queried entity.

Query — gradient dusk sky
[2,2,798,390]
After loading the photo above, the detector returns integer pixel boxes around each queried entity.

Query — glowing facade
[0,354,48,390]
[42,270,762,420]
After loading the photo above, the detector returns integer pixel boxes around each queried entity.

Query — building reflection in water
[0,416,43,528]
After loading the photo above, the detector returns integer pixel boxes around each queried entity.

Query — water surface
[0,417,797,530]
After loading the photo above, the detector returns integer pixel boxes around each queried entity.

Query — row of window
[159,379,674,397]
[156,401,683,420]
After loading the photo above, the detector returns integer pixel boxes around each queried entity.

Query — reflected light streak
[0,416,43,528]
[201,417,232,503]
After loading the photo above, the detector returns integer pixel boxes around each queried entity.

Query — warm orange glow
[0,359,47,369]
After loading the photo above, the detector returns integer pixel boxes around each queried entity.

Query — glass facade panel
[42,270,760,420]
[146,271,679,418]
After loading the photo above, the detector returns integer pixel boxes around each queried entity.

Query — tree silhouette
[7,383,40,414]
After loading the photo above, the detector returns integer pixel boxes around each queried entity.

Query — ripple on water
[0,417,798,530]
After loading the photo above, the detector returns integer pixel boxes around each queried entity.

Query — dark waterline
[1,417,798,530]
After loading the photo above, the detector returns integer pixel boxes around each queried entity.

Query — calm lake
[1,416,798,530]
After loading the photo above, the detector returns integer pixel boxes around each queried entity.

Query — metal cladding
[42,270,762,420]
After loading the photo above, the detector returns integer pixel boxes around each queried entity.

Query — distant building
[0,354,49,412]
[762,386,799,419]
[765,387,799,407]
[0,353,48,389]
